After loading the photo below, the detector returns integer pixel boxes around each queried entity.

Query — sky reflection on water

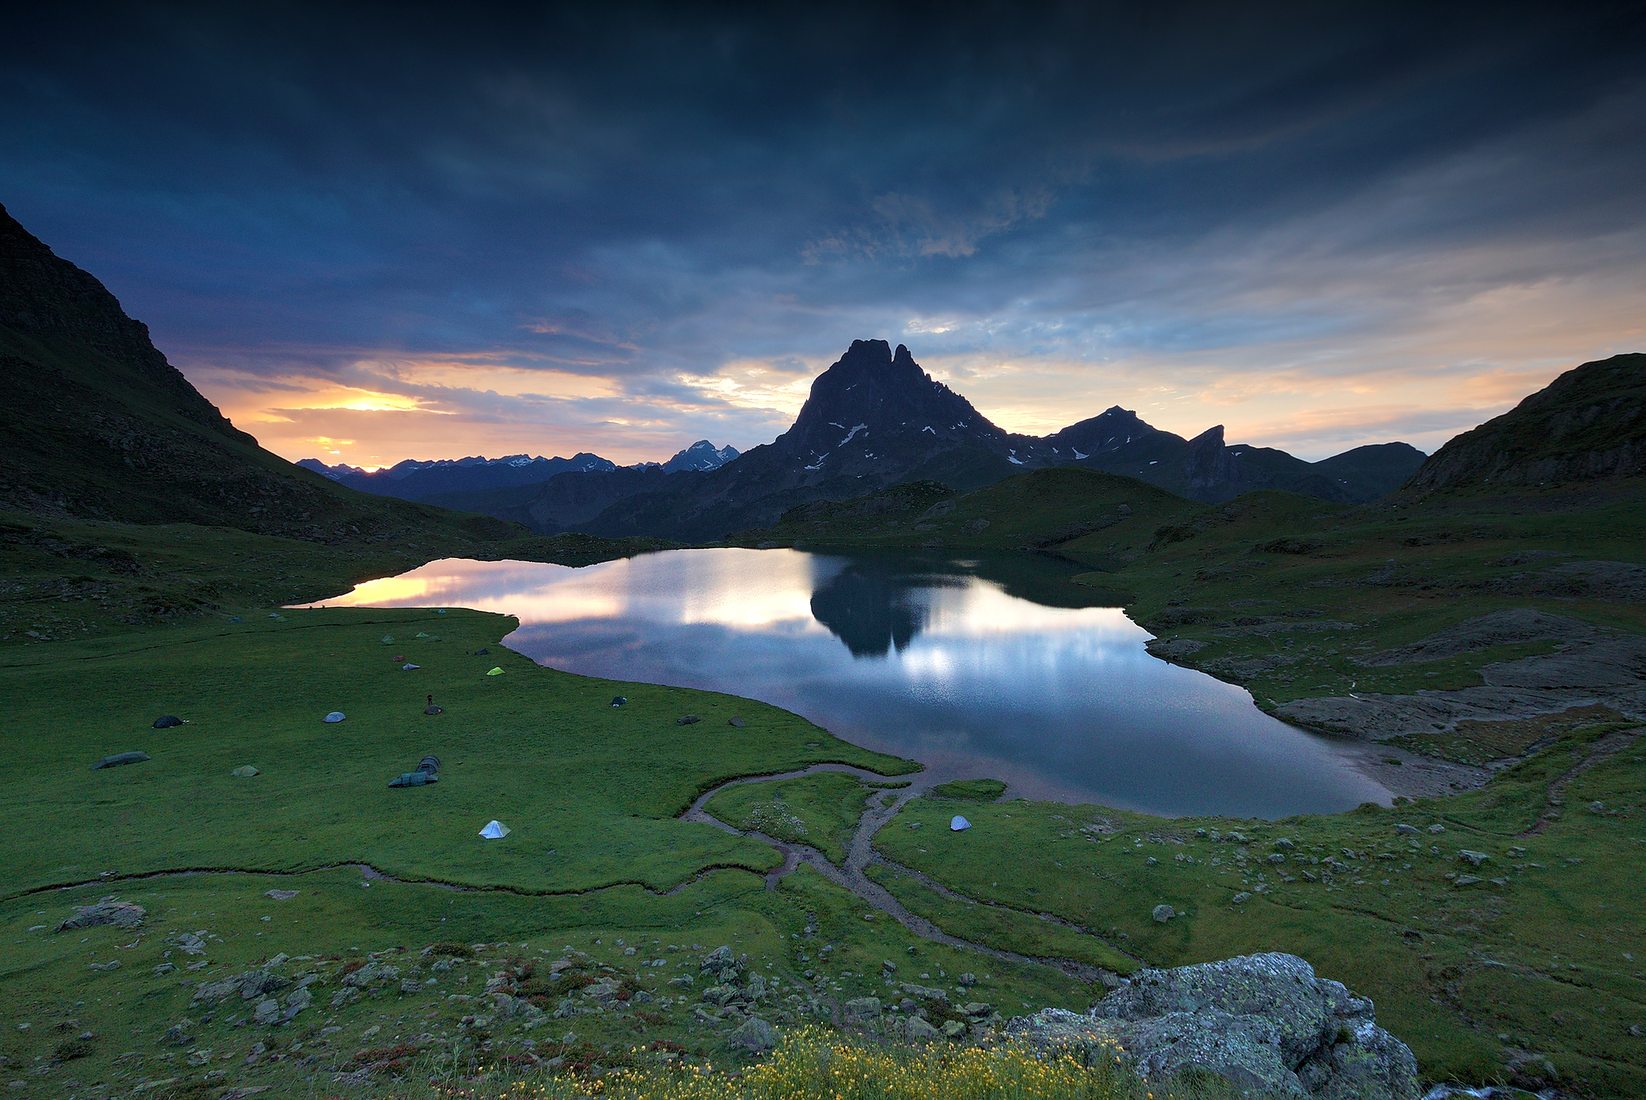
[320,548,1389,817]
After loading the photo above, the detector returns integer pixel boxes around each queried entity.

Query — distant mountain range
[406,339,1426,539]
[297,440,739,503]
[14,194,1639,556]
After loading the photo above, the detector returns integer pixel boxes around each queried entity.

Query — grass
[0,508,671,642]
[873,719,1646,1096]
[427,1025,1238,1099]
[7,416,1646,1095]
[929,780,1009,802]
[757,467,1646,723]
[0,607,1099,1097]
[704,773,895,864]
[0,607,916,895]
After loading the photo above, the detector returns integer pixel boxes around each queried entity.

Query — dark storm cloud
[2,1,1643,462]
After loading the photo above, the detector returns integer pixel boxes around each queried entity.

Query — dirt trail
[684,763,1123,984]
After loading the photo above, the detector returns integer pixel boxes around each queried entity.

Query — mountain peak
[662,440,741,473]
[786,339,1002,449]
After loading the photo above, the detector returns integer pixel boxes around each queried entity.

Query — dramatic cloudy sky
[4,2,1644,466]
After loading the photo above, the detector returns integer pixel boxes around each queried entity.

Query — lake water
[316,548,1389,817]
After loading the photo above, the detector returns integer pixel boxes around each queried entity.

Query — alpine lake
[315,548,1389,817]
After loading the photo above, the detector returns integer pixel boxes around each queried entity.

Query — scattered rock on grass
[91,752,149,770]
[843,996,881,1024]
[1151,904,1176,923]
[58,897,145,932]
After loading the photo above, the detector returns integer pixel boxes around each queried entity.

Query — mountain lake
[314,547,1391,817]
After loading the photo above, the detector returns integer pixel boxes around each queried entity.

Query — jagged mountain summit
[661,440,741,474]
[495,339,1424,540]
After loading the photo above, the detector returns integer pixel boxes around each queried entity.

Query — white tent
[479,820,511,840]
[323,711,345,723]
[949,815,972,832]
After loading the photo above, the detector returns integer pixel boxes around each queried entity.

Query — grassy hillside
[874,714,1646,1095]
[0,607,1106,1098]
[753,465,1646,727]
[751,468,1200,559]
[1407,353,1646,492]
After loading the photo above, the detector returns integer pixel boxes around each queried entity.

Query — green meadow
[0,607,1095,1097]
[3,469,1643,1097]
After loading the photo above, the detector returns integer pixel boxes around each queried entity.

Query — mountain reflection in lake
[317,548,1389,817]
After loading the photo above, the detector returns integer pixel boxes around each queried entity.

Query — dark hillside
[0,201,513,545]
[1406,353,1646,492]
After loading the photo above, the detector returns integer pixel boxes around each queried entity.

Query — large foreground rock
[1006,952,1418,1099]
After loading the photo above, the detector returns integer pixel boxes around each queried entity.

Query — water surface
[317,548,1388,817]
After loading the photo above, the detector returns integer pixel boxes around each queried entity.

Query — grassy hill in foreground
[3,604,1640,1096]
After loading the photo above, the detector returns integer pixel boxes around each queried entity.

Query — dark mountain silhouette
[1405,353,1646,492]
[474,340,1425,538]
[299,440,738,503]
[0,201,512,544]
[299,452,619,502]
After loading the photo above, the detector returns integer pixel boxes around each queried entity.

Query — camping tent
[486,667,504,676]
[323,711,346,723]
[479,820,510,839]
[949,815,972,832]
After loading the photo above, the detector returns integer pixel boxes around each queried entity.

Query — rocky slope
[1406,353,1646,492]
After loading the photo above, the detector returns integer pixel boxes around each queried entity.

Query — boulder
[843,996,881,1025]
[1004,952,1418,1100]
[728,1016,778,1054]
[58,897,145,932]
[904,1016,941,1041]
[1151,904,1176,923]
